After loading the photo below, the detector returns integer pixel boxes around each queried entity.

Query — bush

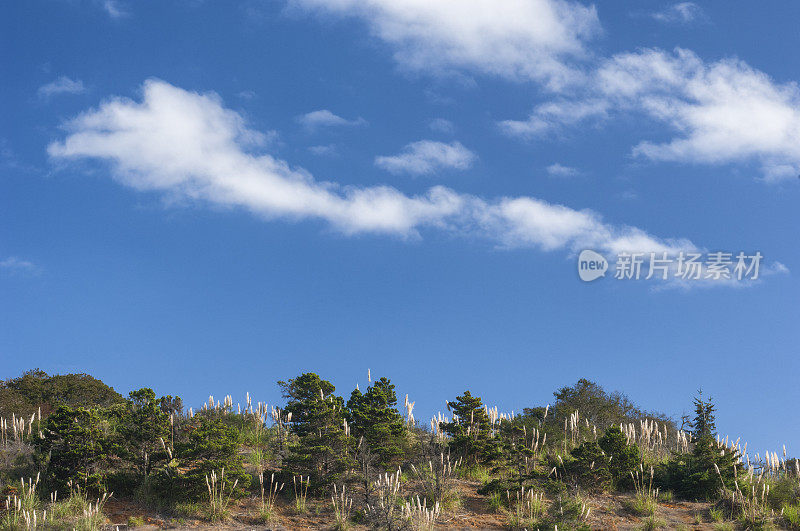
[34,405,112,493]
[566,426,641,492]
[568,441,612,491]
[658,394,739,501]
[0,369,123,418]
[176,416,249,500]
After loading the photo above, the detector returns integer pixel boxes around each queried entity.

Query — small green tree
[568,440,612,491]
[567,426,640,492]
[597,426,640,490]
[35,405,111,493]
[115,388,171,478]
[440,390,497,465]
[280,373,352,486]
[663,392,739,500]
[494,420,534,489]
[346,377,407,470]
[177,416,249,499]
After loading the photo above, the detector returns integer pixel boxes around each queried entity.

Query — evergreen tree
[115,388,171,478]
[440,390,496,465]
[35,405,111,493]
[665,392,739,500]
[279,373,352,486]
[177,416,249,498]
[597,425,640,490]
[567,426,640,492]
[346,377,407,470]
[494,420,534,489]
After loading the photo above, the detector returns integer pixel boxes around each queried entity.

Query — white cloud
[38,77,86,99]
[290,0,601,89]
[597,48,800,182]
[503,47,800,183]
[102,0,128,18]
[428,118,455,134]
[0,257,39,274]
[308,144,338,156]
[375,140,476,176]
[651,2,704,24]
[296,109,366,130]
[546,163,580,178]
[499,99,608,138]
[48,79,693,258]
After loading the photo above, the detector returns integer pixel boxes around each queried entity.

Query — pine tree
[279,373,352,486]
[346,377,407,470]
[115,388,171,478]
[177,415,249,498]
[667,392,739,499]
[440,390,496,465]
[34,405,111,493]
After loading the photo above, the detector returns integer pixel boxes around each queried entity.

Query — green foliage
[568,440,612,491]
[597,426,640,489]
[34,405,111,493]
[492,420,535,489]
[659,393,739,500]
[177,416,249,499]
[0,369,123,417]
[624,492,657,516]
[783,503,800,529]
[553,379,672,430]
[346,377,407,470]
[280,373,352,485]
[440,390,497,465]
[115,388,172,477]
[567,426,640,492]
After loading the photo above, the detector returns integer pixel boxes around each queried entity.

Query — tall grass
[292,475,310,514]
[205,468,238,521]
[331,483,353,530]
[626,466,658,517]
[258,471,283,522]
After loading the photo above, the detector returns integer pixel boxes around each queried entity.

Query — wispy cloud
[101,0,128,18]
[48,80,692,259]
[599,48,800,182]
[38,76,86,99]
[499,99,608,138]
[428,118,455,134]
[546,163,581,178]
[0,257,40,275]
[375,140,476,176]
[502,47,800,183]
[296,109,367,131]
[290,0,600,90]
[308,144,338,156]
[650,2,705,25]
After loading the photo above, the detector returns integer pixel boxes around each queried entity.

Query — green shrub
[658,394,740,500]
[280,373,352,486]
[34,405,111,493]
[127,515,146,527]
[783,503,800,529]
[568,440,612,491]
[346,377,407,471]
[624,493,657,516]
[176,416,249,500]
[439,391,498,465]
[566,426,640,492]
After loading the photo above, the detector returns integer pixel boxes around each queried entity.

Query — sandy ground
[101,480,721,530]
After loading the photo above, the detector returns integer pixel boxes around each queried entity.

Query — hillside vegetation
[1,371,797,530]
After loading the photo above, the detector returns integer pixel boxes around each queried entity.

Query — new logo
[578,250,608,282]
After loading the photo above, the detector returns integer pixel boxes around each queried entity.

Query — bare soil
[101,479,723,530]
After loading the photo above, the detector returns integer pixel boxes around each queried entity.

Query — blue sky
[2,1,800,454]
